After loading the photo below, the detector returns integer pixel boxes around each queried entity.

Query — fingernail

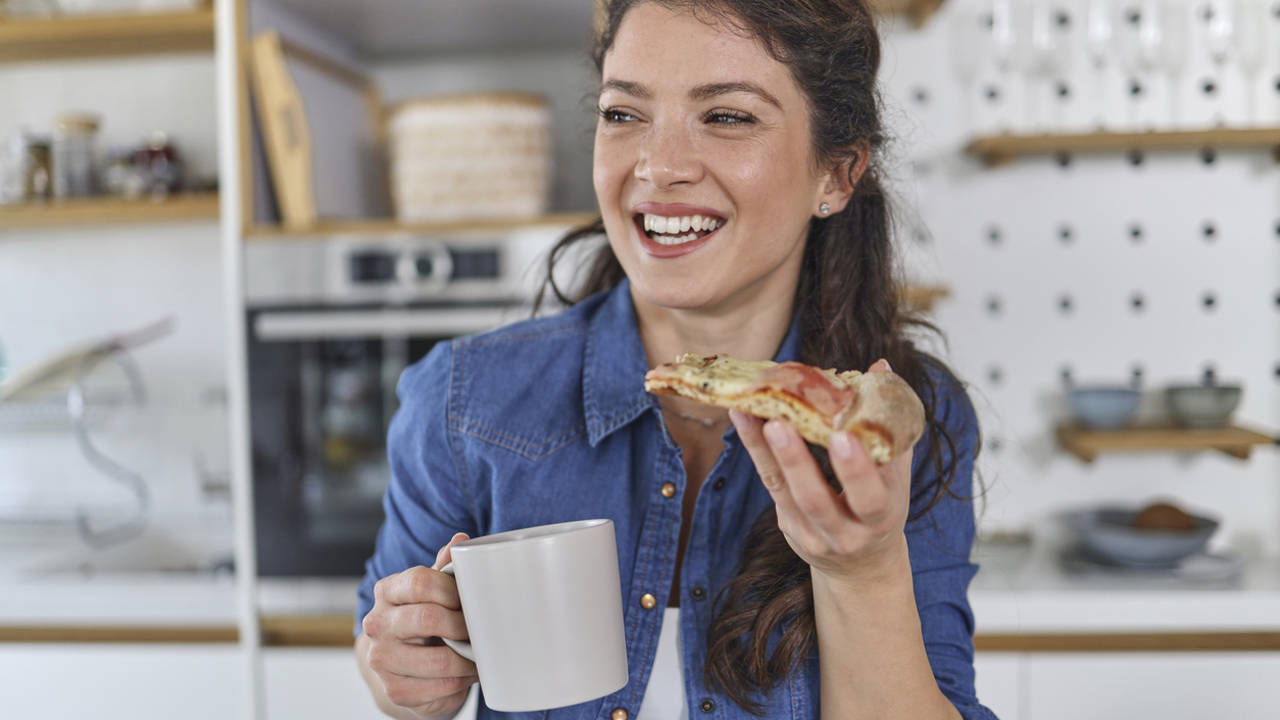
[831,431,854,460]
[764,421,791,448]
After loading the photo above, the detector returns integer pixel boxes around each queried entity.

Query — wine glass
[1159,0,1191,127]
[950,3,989,134]
[1025,0,1073,131]
[1116,0,1165,128]
[988,0,1029,131]
[1233,0,1267,124]
[1204,0,1235,66]
[1084,0,1116,128]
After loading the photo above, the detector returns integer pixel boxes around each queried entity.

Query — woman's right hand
[360,532,477,718]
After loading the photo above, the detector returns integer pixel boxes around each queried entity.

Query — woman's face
[593,3,835,315]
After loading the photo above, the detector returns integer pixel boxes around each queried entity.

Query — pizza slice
[643,353,925,465]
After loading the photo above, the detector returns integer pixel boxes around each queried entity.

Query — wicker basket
[386,92,552,224]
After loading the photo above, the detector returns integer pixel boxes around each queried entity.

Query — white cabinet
[1025,652,1280,720]
[262,647,383,719]
[975,652,1025,720]
[0,644,247,720]
[262,648,481,720]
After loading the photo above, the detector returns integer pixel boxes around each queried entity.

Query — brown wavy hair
[536,0,974,714]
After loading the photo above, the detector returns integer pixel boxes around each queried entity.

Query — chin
[628,275,723,311]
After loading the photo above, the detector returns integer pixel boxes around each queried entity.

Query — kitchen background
[1,0,1278,718]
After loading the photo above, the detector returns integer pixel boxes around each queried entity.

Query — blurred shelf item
[0,7,215,63]
[243,211,598,240]
[869,0,946,27]
[965,128,1280,167]
[902,284,949,313]
[1056,424,1278,463]
[0,192,219,230]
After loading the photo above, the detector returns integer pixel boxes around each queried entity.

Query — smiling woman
[355,2,994,719]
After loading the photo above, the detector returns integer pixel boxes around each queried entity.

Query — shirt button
[640,593,657,610]
[713,477,726,490]
[611,708,629,720]
[691,586,706,600]
[661,482,677,498]
[700,699,716,713]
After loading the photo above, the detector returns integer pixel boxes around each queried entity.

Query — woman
[355,1,995,719]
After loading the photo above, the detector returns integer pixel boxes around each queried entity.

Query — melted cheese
[668,353,780,396]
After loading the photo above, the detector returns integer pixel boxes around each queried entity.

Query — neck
[634,286,796,371]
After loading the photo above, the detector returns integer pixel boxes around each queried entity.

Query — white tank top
[637,607,688,719]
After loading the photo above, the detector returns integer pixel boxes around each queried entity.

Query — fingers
[379,674,476,712]
[366,640,478,684]
[377,601,470,642]
[760,418,845,530]
[729,410,802,521]
[869,358,892,373]
[829,431,892,526]
[432,532,470,571]
[374,565,462,610]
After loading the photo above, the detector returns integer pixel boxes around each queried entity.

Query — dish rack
[0,319,171,547]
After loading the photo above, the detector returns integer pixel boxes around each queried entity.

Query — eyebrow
[599,79,782,109]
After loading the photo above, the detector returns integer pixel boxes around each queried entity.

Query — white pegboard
[877,6,1280,554]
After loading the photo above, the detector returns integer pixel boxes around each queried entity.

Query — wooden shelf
[243,211,599,240]
[0,192,220,230]
[965,127,1280,166]
[871,0,947,27]
[1056,424,1278,463]
[902,284,949,313]
[0,8,215,63]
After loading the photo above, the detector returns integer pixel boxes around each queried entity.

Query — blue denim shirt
[356,280,997,720]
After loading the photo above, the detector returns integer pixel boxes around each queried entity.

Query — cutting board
[250,30,317,229]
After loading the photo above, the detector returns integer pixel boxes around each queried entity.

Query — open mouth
[633,212,726,247]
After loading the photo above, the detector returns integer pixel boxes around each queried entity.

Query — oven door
[247,304,518,577]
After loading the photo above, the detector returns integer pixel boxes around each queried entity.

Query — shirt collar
[583,279,804,446]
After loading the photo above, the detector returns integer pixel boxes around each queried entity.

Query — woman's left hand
[730,359,913,582]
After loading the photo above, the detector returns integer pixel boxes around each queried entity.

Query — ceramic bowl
[1164,384,1242,428]
[1064,507,1219,567]
[1068,386,1140,430]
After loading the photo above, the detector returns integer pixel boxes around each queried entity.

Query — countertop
[4,542,1280,646]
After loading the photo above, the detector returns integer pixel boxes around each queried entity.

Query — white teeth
[641,213,723,238]
[655,232,700,245]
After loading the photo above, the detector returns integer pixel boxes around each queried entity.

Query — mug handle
[436,563,476,662]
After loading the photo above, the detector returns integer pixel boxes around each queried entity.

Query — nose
[634,119,703,188]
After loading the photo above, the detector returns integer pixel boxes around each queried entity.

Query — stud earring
[818,202,830,216]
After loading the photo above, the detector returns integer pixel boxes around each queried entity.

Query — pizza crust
[644,354,925,465]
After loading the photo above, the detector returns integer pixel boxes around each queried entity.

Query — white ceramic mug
[440,518,628,712]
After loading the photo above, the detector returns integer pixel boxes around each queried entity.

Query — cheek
[724,142,813,209]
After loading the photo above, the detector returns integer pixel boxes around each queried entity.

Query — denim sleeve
[354,341,480,635]
[905,367,1000,720]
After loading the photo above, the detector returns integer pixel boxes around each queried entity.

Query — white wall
[877,6,1280,554]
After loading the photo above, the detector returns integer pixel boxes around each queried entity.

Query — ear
[814,139,870,217]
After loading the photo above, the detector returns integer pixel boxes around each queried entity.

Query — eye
[704,109,754,126]
[597,107,637,124]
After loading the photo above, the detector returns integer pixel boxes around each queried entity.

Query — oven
[245,230,558,576]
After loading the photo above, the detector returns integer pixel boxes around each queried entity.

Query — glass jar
[52,112,101,198]
[25,137,52,200]
[135,131,183,198]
